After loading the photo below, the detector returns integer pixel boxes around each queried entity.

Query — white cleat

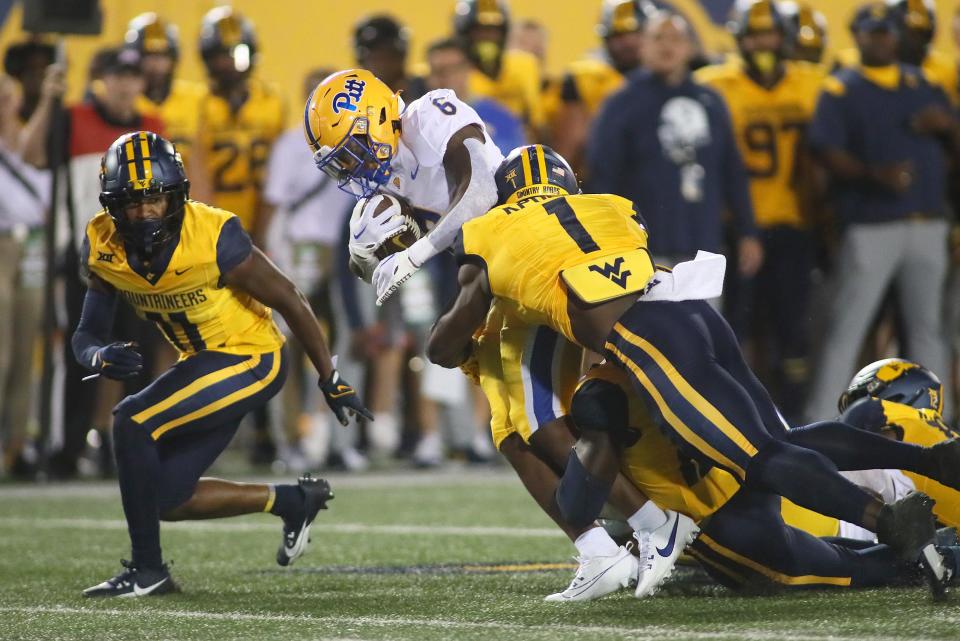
[634,510,700,598]
[544,545,638,602]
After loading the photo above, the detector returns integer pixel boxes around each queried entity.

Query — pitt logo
[332,78,367,114]
[588,257,631,288]
[97,251,115,263]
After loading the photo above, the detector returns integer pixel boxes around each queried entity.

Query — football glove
[319,369,374,426]
[91,341,143,380]
[373,249,420,306]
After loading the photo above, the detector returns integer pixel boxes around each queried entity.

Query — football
[372,195,424,260]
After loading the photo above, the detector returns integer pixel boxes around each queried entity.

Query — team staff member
[126,13,206,167]
[454,0,544,135]
[588,12,762,279]
[695,0,825,420]
[804,3,958,423]
[551,0,649,176]
[428,143,945,570]
[77,132,370,598]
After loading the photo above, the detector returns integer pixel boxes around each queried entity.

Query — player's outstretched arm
[427,261,492,369]
[71,275,143,380]
[222,247,373,425]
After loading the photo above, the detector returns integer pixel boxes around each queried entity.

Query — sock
[627,501,669,532]
[574,527,620,558]
[555,450,613,529]
[787,421,926,472]
[269,483,304,524]
[113,413,163,571]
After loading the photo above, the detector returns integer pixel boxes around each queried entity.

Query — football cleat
[918,543,952,601]
[634,510,700,598]
[83,560,178,598]
[876,492,937,562]
[276,475,333,567]
[544,544,638,602]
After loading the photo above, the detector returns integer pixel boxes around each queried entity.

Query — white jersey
[385,89,503,224]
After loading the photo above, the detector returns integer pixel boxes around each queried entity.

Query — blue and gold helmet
[730,0,786,38]
[780,1,827,63]
[494,145,579,205]
[125,13,179,61]
[199,6,257,73]
[838,358,944,414]
[99,131,189,256]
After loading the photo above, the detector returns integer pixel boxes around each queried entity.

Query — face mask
[748,51,778,76]
[130,218,165,256]
[471,41,502,74]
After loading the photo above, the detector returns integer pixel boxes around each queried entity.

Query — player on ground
[428,144,953,573]
[76,132,371,597]
[305,70,693,601]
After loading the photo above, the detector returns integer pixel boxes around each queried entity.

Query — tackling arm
[426,261,493,369]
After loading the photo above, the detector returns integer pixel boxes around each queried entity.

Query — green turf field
[1,468,958,641]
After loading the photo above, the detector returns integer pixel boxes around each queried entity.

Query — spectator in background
[804,3,957,422]
[262,68,365,472]
[21,47,166,479]
[587,11,762,281]
[0,73,49,478]
[354,14,426,100]
[508,18,547,66]
[426,38,524,154]
[695,0,825,422]
[552,0,649,176]
[126,13,205,167]
[453,0,544,136]
[193,6,285,466]
[3,38,56,122]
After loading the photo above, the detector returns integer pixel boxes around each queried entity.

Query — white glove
[347,194,408,282]
[373,249,420,306]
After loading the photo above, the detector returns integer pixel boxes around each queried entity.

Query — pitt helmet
[780,1,827,63]
[494,145,579,205]
[303,69,402,198]
[838,358,944,414]
[199,6,257,74]
[125,13,179,60]
[99,131,190,258]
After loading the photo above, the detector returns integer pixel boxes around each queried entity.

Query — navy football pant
[604,300,875,527]
[112,348,287,569]
[690,490,901,590]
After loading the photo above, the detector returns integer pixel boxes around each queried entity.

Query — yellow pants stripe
[149,352,282,440]
[133,354,263,425]
[613,323,759,458]
[605,342,746,479]
[698,533,852,587]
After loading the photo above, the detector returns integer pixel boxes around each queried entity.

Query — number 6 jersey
[83,200,285,358]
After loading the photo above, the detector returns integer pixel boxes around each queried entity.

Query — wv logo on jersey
[332,78,367,114]
[588,257,631,289]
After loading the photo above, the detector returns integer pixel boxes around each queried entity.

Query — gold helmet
[303,69,402,198]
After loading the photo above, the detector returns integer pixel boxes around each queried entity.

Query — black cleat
[927,439,960,490]
[83,560,178,598]
[876,492,937,562]
[276,475,333,567]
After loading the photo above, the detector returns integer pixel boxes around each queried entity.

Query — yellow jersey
[469,49,544,129]
[196,79,286,230]
[83,200,285,359]
[459,192,654,344]
[835,47,959,105]
[136,79,207,168]
[695,60,825,228]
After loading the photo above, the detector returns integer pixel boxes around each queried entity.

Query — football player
[126,13,206,166]
[76,132,370,597]
[574,359,959,593]
[779,1,827,64]
[551,0,651,175]
[306,71,690,602]
[428,144,956,579]
[694,0,825,421]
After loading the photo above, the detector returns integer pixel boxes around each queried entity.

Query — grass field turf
[1,468,959,641]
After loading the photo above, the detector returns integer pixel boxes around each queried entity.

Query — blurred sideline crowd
[0,0,958,481]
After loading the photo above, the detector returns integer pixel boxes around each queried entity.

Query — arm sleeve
[216,216,253,276]
[71,286,118,370]
[717,100,758,237]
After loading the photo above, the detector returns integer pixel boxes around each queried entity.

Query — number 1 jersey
[83,200,285,358]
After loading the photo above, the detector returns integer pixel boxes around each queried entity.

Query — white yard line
[0,605,929,641]
[0,515,564,539]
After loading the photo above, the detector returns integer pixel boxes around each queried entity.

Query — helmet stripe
[526,146,541,185]
[534,145,548,186]
[520,145,533,187]
[124,137,139,183]
[139,132,153,188]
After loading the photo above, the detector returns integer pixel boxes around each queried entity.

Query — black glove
[91,341,143,380]
[319,369,374,426]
